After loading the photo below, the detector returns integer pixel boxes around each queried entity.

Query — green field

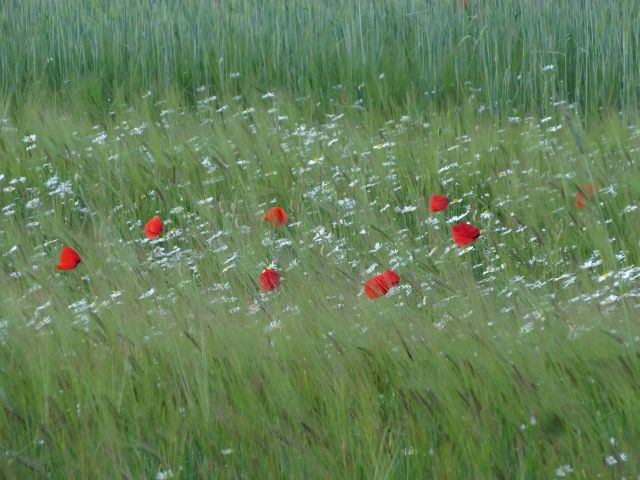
[1,1,640,478]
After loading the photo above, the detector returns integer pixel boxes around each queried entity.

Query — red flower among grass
[56,246,82,270]
[575,183,599,208]
[263,206,288,228]
[144,215,163,240]
[364,269,400,299]
[429,194,449,212]
[259,267,281,292]
[451,222,480,247]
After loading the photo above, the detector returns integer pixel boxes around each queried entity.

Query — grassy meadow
[1,1,640,478]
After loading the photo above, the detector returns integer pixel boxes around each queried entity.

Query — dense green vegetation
[2,0,640,114]
[1,1,639,478]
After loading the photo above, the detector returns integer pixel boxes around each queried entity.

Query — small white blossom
[555,464,573,477]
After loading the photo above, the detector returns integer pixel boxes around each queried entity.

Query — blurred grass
[1,1,640,478]
[0,94,639,477]
[1,0,640,115]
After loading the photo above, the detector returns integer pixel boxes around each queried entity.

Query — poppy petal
[451,222,480,247]
[429,194,449,212]
[575,183,599,208]
[364,281,384,299]
[259,268,281,292]
[263,207,288,228]
[383,269,401,287]
[144,215,163,240]
[364,270,400,299]
[56,246,82,270]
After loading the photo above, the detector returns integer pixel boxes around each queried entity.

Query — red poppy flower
[429,194,449,212]
[451,222,480,247]
[364,269,400,299]
[144,215,163,240]
[259,267,281,292]
[56,246,82,270]
[262,206,288,228]
[575,183,599,208]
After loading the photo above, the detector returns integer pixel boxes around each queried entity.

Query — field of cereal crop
[1,1,640,478]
